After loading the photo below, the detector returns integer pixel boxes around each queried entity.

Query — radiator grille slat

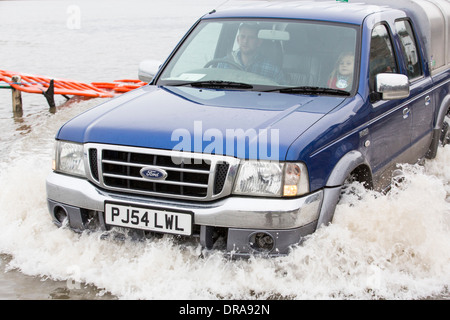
[87,145,235,201]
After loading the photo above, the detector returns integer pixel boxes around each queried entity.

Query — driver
[218,23,287,84]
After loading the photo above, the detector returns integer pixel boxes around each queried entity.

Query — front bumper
[46,172,323,256]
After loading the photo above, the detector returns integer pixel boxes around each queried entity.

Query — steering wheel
[204,58,244,70]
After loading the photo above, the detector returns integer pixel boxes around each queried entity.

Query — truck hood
[57,85,346,160]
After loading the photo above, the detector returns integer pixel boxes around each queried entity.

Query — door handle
[403,107,410,119]
[425,95,431,106]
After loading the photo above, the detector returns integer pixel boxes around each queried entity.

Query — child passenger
[328,52,355,90]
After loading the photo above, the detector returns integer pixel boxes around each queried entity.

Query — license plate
[104,202,192,236]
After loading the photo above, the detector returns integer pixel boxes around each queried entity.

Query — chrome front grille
[86,144,239,201]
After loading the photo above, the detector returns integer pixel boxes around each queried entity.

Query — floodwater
[0,0,449,300]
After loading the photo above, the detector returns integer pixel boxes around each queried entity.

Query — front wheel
[338,174,362,205]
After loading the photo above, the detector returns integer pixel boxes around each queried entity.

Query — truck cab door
[367,23,412,189]
[394,19,435,158]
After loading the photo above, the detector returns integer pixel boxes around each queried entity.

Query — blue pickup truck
[46,0,450,257]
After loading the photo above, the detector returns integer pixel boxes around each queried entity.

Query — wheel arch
[316,150,372,228]
[326,150,373,188]
[427,94,450,159]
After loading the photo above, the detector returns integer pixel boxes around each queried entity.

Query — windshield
[157,19,359,94]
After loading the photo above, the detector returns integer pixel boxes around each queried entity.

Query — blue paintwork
[57,85,346,162]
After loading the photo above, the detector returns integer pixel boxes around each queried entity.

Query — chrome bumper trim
[46,172,323,230]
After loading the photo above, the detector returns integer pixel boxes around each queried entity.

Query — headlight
[53,141,86,177]
[233,161,309,197]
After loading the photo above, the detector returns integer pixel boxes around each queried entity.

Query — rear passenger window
[395,19,423,80]
[369,24,397,91]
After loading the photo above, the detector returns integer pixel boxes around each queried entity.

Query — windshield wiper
[265,86,350,96]
[171,80,253,90]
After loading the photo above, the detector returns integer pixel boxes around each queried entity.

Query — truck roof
[206,0,391,25]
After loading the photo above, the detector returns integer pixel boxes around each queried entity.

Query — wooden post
[11,75,23,113]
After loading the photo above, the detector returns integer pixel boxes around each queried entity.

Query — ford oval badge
[140,166,168,180]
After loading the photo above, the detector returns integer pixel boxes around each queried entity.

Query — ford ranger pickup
[46,0,450,257]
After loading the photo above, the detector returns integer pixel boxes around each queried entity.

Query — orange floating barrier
[0,70,114,98]
[0,69,148,109]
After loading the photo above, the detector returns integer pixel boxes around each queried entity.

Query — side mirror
[375,73,410,100]
[138,60,162,83]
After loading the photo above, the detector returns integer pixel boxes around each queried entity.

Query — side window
[369,24,397,91]
[395,19,423,80]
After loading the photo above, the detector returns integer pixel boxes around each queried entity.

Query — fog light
[54,206,68,224]
[249,232,274,252]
